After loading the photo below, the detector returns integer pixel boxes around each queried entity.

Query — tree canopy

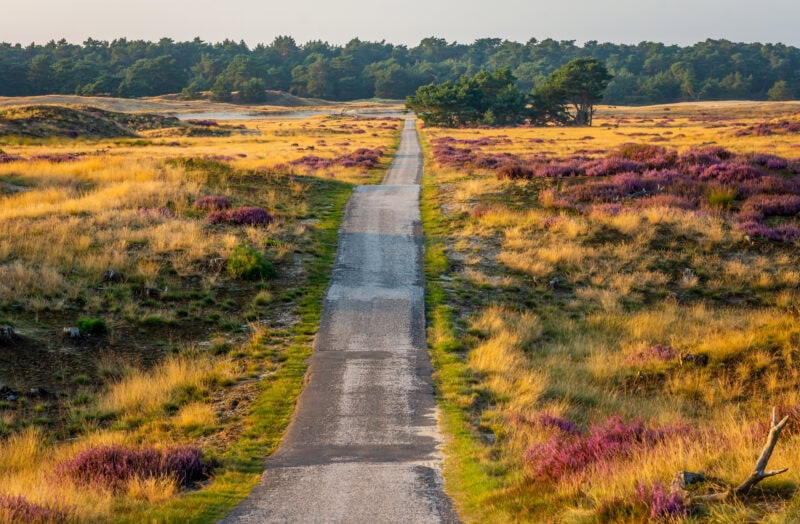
[407,60,612,127]
[406,69,527,127]
[533,57,612,126]
[0,36,798,105]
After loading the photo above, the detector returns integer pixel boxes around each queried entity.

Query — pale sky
[2,0,798,47]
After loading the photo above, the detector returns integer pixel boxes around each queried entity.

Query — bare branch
[679,408,790,504]
[734,409,790,496]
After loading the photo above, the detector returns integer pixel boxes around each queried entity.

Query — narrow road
[223,120,459,523]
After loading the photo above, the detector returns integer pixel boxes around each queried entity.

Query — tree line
[0,36,797,104]
[406,58,612,127]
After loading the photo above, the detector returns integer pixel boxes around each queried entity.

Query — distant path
[222,120,459,523]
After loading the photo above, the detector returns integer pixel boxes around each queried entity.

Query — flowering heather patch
[289,155,333,170]
[137,207,175,219]
[740,194,800,219]
[751,154,789,171]
[187,119,219,127]
[563,173,658,203]
[678,146,732,168]
[626,344,678,366]
[194,195,232,211]
[337,148,384,169]
[57,444,215,492]
[432,143,522,171]
[697,163,764,184]
[29,153,82,163]
[202,154,237,162]
[739,175,800,197]
[589,203,626,216]
[523,416,690,482]
[0,494,69,523]
[0,153,24,163]
[496,164,536,180]
[737,221,800,242]
[538,413,580,434]
[611,143,678,169]
[289,147,385,171]
[582,158,645,177]
[206,206,273,226]
[532,160,585,178]
[433,136,512,147]
[634,481,688,519]
[735,121,800,136]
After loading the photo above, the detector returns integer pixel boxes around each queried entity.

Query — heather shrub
[523,416,689,482]
[187,119,219,127]
[226,244,274,281]
[740,194,800,219]
[739,176,800,197]
[533,160,584,178]
[537,414,579,434]
[564,173,656,203]
[0,494,69,523]
[29,153,81,163]
[496,164,536,180]
[737,221,800,242]
[582,158,645,177]
[611,143,678,169]
[0,153,24,163]
[290,147,385,171]
[626,344,678,366]
[634,481,687,519]
[698,163,763,184]
[751,154,789,171]
[194,195,232,211]
[206,207,273,226]
[57,444,214,492]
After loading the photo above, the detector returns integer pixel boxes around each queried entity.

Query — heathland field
[0,107,400,522]
[420,102,800,522]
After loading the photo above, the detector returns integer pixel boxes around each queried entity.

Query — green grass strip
[419,135,503,523]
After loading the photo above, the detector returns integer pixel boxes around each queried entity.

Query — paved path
[223,120,459,523]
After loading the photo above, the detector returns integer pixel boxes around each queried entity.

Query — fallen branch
[678,407,789,503]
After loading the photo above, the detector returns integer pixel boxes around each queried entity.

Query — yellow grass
[420,102,800,522]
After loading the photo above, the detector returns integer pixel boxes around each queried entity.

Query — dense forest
[0,36,797,104]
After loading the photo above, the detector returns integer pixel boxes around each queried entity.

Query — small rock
[141,287,162,299]
[63,327,81,339]
[103,269,122,282]
[0,385,18,402]
[28,387,51,398]
[0,326,16,345]
[681,353,709,367]
[673,471,706,490]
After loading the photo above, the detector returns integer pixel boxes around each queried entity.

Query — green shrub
[227,244,275,281]
[76,317,108,335]
[707,186,738,208]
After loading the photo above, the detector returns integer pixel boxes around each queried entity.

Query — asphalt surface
[222,120,459,523]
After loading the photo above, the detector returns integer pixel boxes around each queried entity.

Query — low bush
[57,444,215,492]
[226,244,275,281]
[523,416,689,482]
[76,317,108,335]
[194,195,232,211]
[205,207,273,226]
[0,494,69,523]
